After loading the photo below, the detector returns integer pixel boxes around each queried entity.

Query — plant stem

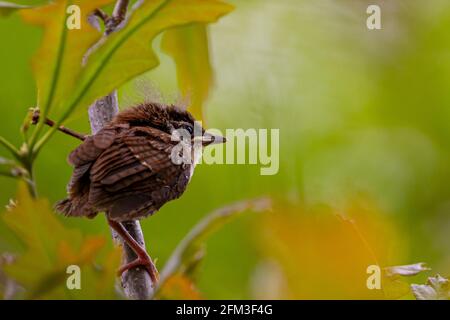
[0,136,21,162]
[0,135,37,197]
[23,161,38,198]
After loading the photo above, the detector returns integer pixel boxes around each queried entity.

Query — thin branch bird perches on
[88,0,155,299]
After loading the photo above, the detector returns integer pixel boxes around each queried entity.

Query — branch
[89,93,154,300]
[110,0,129,29]
[94,0,130,35]
[88,0,154,300]
[93,9,108,24]
[30,109,86,141]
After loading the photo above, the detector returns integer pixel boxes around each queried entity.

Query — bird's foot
[107,219,159,285]
[118,254,159,285]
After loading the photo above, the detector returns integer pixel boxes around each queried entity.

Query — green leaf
[411,274,450,300]
[1,183,119,299]
[20,0,114,122]
[65,0,233,121]
[162,23,213,120]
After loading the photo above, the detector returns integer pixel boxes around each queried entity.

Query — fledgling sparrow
[55,102,225,282]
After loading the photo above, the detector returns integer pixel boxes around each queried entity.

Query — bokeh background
[0,0,449,299]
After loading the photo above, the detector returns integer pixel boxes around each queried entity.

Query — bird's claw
[118,256,159,285]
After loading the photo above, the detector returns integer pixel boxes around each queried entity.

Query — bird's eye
[183,124,193,135]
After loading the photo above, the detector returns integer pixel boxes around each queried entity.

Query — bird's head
[113,102,226,146]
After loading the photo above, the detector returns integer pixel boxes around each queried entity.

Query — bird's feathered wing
[56,125,190,221]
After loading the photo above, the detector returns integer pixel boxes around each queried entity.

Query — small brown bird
[54,102,225,282]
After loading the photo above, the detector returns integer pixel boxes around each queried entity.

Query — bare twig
[106,0,129,34]
[88,0,154,300]
[112,0,129,20]
[153,197,271,298]
[93,0,129,35]
[30,109,86,141]
[93,8,109,24]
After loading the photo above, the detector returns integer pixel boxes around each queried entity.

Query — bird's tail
[54,196,97,219]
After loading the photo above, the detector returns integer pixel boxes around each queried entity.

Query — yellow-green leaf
[1,183,119,299]
[66,0,233,121]
[0,1,35,16]
[20,0,114,119]
[162,23,213,120]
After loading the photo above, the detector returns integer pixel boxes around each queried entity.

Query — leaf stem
[22,159,38,198]
[0,136,21,162]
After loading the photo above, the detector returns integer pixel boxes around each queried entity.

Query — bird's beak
[198,132,226,146]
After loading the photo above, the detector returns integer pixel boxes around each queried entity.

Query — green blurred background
[0,0,449,299]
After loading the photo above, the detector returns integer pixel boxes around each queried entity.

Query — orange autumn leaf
[1,183,119,299]
[256,199,407,299]
[159,274,201,300]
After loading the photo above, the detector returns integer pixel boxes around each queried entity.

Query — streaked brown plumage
[54,102,225,282]
[56,102,213,221]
